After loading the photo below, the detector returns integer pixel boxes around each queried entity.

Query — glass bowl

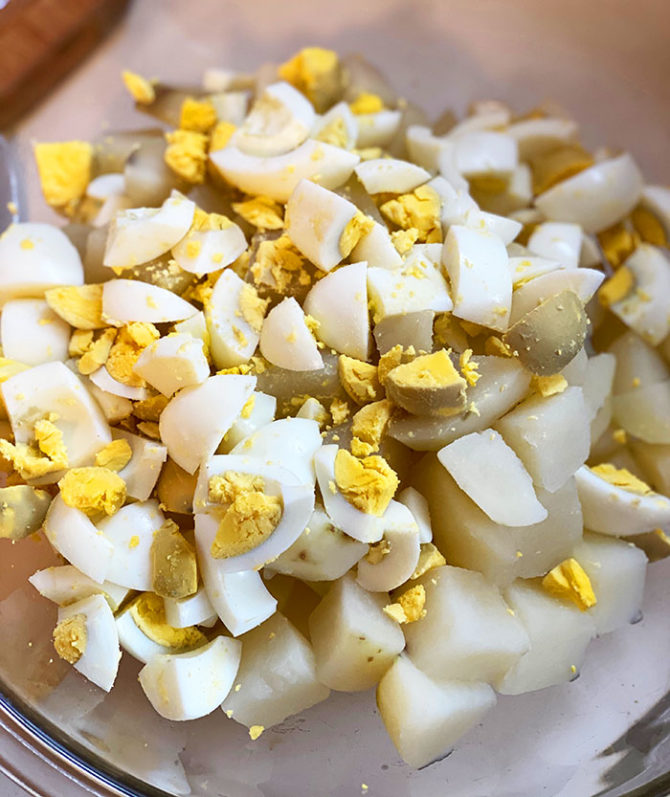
[2,0,670,794]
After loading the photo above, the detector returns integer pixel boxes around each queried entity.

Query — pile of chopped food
[1,45,670,769]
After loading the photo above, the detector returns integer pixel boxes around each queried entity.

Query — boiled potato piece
[608,331,668,395]
[612,382,670,444]
[413,455,583,586]
[384,350,467,417]
[373,310,435,356]
[0,485,52,540]
[308,575,405,691]
[221,613,329,728]
[496,580,595,694]
[494,387,590,492]
[503,290,587,376]
[581,354,616,420]
[631,441,670,495]
[403,565,529,682]
[151,520,198,599]
[573,533,647,635]
[377,654,496,769]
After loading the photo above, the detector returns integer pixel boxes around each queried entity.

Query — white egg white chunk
[397,486,433,543]
[102,279,198,325]
[173,309,208,344]
[428,176,479,229]
[172,224,247,275]
[356,500,420,592]
[231,81,315,157]
[195,520,277,635]
[314,445,385,544]
[230,417,322,485]
[303,262,369,359]
[219,392,277,453]
[88,366,148,401]
[93,194,134,230]
[442,224,512,331]
[574,465,670,536]
[609,245,670,345]
[452,131,518,178]
[159,374,256,474]
[58,594,121,692]
[259,297,324,371]
[29,565,129,611]
[535,153,643,234]
[210,140,360,203]
[205,269,260,369]
[115,606,172,664]
[133,333,209,397]
[509,267,604,326]
[437,430,548,526]
[139,636,242,721]
[404,125,443,172]
[505,117,579,159]
[268,504,368,581]
[103,192,196,268]
[164,585,217,629]
[508,255,563,287]
[0,223,84,306]
[462,208,522,246]
[354,158,431,195]
[447,107,511,138]
[311,101,358,149]
[0,298,70,366]
[355,109,402,148]
[113,429,167,501]
[579,234,602,268]
[2,361,111,469]
[527,222,583,268]
[87,383,133,424]
[285,180,358,272]
[97,499,166,590]
[377,654,497,770]
[350,221,403,270]
[296,396,327,424]
[639,185,670,237]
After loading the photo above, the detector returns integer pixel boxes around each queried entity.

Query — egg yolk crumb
[129,592,206,649]
[45,284,105,330]
[365,538,391,565]
[133,393,169,421]
[211,491,283,559]
[252,235,311,293]
[350,399,393,456]
[151,519,198,599]
[383,584,427,624]
[106,323,160,386]
[121,70,156,104]
[232,195,284,230]
[95,439,133,471]
[458,349,481,387]
[315,115,348,148]
[542,558,596,611]
[34,416,68,468]
[390,228,420,255]
[377,345,405,385]
[631,206,668,247]
[349,92,385,115]
[333,449,398,516]
[381,185,442,244]
[58,467,127,517]
[531,373,568,398]
[192,207,233,231]
[209,120,237,152]
[0,440,63,480]
[338,355,382,405]
[77,328,117,375]
[339,211,374,258]
[34,141,92,210]
[597,222,638,270]
[590,463,652,495]
[278,47,341,112]
[248,725,265,741]
[179,98,218,133]
[329,397,350,426]
[410,542,446,580]
[240,394,256,420]
[53,614,87,664]
[484,336,514,358]
[598,266,635,307]
[208,471,265,504]
[239,283,270,333]
[165,130,209,183]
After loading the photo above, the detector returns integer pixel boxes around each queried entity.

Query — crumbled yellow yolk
[252,235,310,293]
[34,416,68,468]
[366,538,391,565]
[278,47,341,111]
[598,266,635,307]
[179,97,218,133]
[151,519,198,599]
[137,421,161,439]
[106,323,160,386]
[330,397,350,425]
[351,399,394,456]
[390,228,420,255]
[95,439,133,471]
[239,283,269,333]
[211,490,283,558]
[612,428,627,445]
[121,70,156,104]
[333,449,399,516]
[209,120,237,152]
[338,355,382,405]
[384,584,427,624]
[410,542,446,580]
[631,205,668,247]
[386,349,466,392]
[597,222,638,269]
[484,336,514,358]
[529,144,594,194]
[339,211,375,258]
[34,141,92,209]
[590,463,652,495]
[232,195,284,230]
[133,393,169,422]
[192,207,233,232]
[542,558,596,611]
[77,328,117,375]
[129,535,140,549]
[0,357,29,384]
[0,440,63,480]
[208,471,265,503]
[377,344,405,386]
[68,330,93,358]
[53,614,87,664]
[249,725,265,741]
[315,116,348,148]
[240,394,256,419]
[381,185,442,244]
[58,467,127,517]
[532,373,568,398]
[165,130,209,183]
[45,284,105,330]
[459,349,481,387]
[349,92,385,115]
[129,592,206,649]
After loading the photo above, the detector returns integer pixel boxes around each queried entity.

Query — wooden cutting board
[0,0,129,129]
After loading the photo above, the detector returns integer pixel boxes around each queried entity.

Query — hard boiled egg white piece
[88,366,148,401]
[303,261,369,360]
[164,585,217,629]
[527,222,582,269]
[139,636,242,721]
[462,209,522,247]
[103,192,196,268]
[0,223,83,306]
[397,486,433,544]
[452,131,518,178]
[29,565,129,611]
[0,298,70,365]
[350,221,402,270]
[505,117,579,159]
[102,280,198,325]
[171,224,247,275]
[113,429,168,501]
[354,158,431,195]
[133,333,209,396]
[509,267,604,326]
[159,374,256,474]
[210,140,360,203]
[428,176,478,229]
[311,101,358,150]
[116,604,172,664]
[219,391,277,453]
[535,153,643,234]
[259,297,324,371]
[205,269,260,369]
[57,594,121,692]
[355,110,402,148]
[508,256,563,287]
